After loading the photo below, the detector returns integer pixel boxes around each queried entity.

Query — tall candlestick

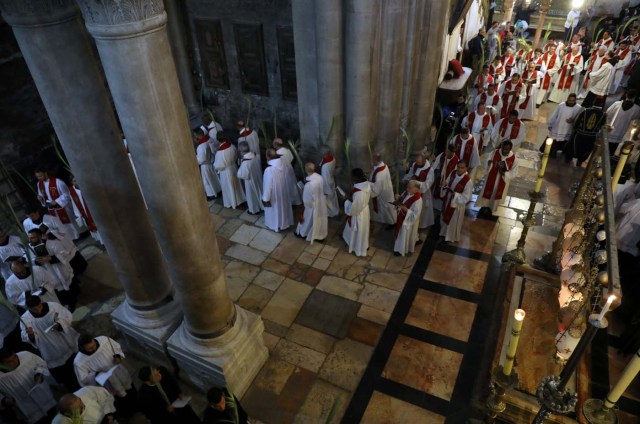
[503,309,526,376]
[604,347,640,408]
[611,142,633,192]
[534,138,553,193]
[596,295,616,322]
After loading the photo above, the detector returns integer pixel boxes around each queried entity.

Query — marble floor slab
[423,251,488,293]
[361,391,446,424]
[295,290,360,338]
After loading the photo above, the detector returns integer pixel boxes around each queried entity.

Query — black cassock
[138,367,200,424]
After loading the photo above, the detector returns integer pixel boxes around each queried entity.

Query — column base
[111,299,183,369]
[166,306,268,397]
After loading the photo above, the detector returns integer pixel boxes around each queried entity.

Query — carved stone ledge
[0,0,77,27]
[76,0,164,26]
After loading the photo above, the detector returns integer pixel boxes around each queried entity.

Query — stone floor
[64,99,640,424]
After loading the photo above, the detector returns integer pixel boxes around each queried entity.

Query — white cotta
[586,61,613,97]
[462,112,494,152]
[432,153,458,211]
[36,178,80,240]
[491,118,526,150]
[0,351,56,424]
[276,147,302,205]
[262,158,294,232]
[393,193,423,256]
[238,128,260,155]
[52,386,116,424]
[343,181,372,257]
[74,336,132,397]
[472,92,503,121]
[296,173,328,243]
[536,53,561,105]
[237,152,264,214]
[518,70,541,120]
[369,162,397,224]
[21,301,79,368]
[453,134,481,182]
[547,102,584,141]
[23,214,70,241]
[606,101,640,145]
[0,235,26,281]
[320,158,340,217]
[5,265,61,307]
[616,198,640,256]
[70,187,102,244]
[402,162,435,228]
[29,238,74,291]
[196,142,221,198]
[548,53,584,103]
[439,173,473,242]
[475,149,519,213]
[610,49,632,94]
[214,143,246,209]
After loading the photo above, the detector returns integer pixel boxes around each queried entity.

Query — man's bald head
[408,180,421,191]
[266,148,278,160]
[59,394,83,417]
[273,138,284,148]
[415,153,425,166]
[372,153,382,163]
[305,162,316,175]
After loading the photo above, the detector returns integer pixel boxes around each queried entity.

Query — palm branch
[620,16,639,42]
[542,23,552,47]
[0,158,38,198]
[324,116,337,147]
[258,121,271,153]
[288,140,306,177]
[272,108,278,140]
[245,96,253,128]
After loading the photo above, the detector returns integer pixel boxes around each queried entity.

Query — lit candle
[612,143,633,192]
[604,346,640,408]
[534,138,553,193]
[503,309,526,376]
[596,294,616,322]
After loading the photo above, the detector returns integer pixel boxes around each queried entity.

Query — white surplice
[214,142,246,209]
[403,161,435,228]
[5,266,60,307]
[238,128,260,155]
[462,112,494,152]
[472,92,503,123]
[29,238,74,291]
[23,214,70,241]
[237,152,264,214]
[581,54,609,97]
[0,351,55,424]
[606,101,640,145]
[296,173,328,243]
[52,386,116,424]
[36,178,80,240]
[343,181,372,257]
[319,156,340,217]
[548,52,584,103]
[547,102,584,140]
[393,192,423,256]
[21,301,79,368]
[610,47,632,94]
[518,70,541,120]
[0,235,25,281]
[369,162,397,224]
[586,61,614,96]
[196,141,221,198]
[276,147,302,205]
[439,173,473,242]
[452,134,481,182]
[262,158,294,232]
[74,336,132,397]
[537,52,561,105]
[475,150,519,212]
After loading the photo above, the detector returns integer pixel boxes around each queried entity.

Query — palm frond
[344,138,352,172]
[258,120,271,153]
[272,108,278,140]
[0,158,38,198]
[288,140,306,177]
[542,23,552,47]
[620,16,639,42]
[400,127,413,166]
[245,96,253,128]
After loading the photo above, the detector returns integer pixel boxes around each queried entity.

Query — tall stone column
[76,0,267,395]
[0,0,182,366]
[164,0,200,118]
[532,0,551,50]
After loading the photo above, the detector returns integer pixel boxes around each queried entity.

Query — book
[171,396,192,408]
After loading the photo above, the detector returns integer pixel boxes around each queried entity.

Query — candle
[503,309,526,376]
[596,295,616,322]
[534,138,553,193]
[612,143,633,192]
[604,346,640,408]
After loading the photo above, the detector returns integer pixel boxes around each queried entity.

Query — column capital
[0,0,77,27]
[76,0,166,38]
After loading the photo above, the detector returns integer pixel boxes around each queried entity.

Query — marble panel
[239,210,261,223]
[270,233,306,264]
[369,248,392,270]
[237,284,273,314]
[316,275,364,301]
[252,356,296,394]
[297,251,316,265]
[312,257,331,271]
[230,223,261,245]
[224,260,261,301]
[304,242,324,255]
[357,304,391,326]
[294,379,349,424]
[261,279,313,327]
[318,338,373,391]
[365,271,406,292]
[423,251,488,293]
[225,244,268,266]
[250,228,284,253]
[286,323,336,354]
[274,338,327,373]
[302,267,324,286]
[216,218,245,238]
[318,244,339,260]
[253,269,286,291]
[295,290,360,338]
[261,258,291,276]
[361,391,446,424]
[263,332,280,351]
[454,217,498,254]
[358,283,400,314]
[347,317,384,347]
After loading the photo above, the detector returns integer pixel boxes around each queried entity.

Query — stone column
[0,0,182,366]
[164,0,200,118]
[503,0,515,25]
[345,0,382,170]
[532,0,551,50]
[76,0,266,395]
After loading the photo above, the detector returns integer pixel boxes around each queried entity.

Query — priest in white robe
[53,386,116,424]
[451,127,481,182]
[492,110,527,150]
[237,142,263,214]
[547,94,583,156]
[34,168,80,240]
[537,45,561,105]
[393,181,423,256]
[475,141,519,214]
[498,73,525,119]
[580,46,610,98]
[582,52,615,108]
[5,260,60,307]
[369,153,397,226]
[296,163,328,244]
[472,83,502,124]
[319,146,340,217]
[462,102,494,152]
[262,149,294,232]
[518,62,541,120]
[610,40,632,94]
[194,128,221,201]
[616,197,640,258]
[237,120,260,155]
[606,95,640,154]
[201,114,223,142]
[214,134,246,209]
[274,138,302,205]
[402,153,435,228]
[439,161,473,243]
[548,46,584,103]
[21,296,79,390]
[432,144,459,211]
[342,168,372,257]
[68,178,101,244]
[0,349,56,424]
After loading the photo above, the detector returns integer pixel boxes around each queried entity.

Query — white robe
[498,79,525,118]
[394,193,423,256]
[462,112,494,152]
[610,48,632,94]
[432,153,459,211]
[581,54,609,96]
[36,178,80,240]
[537,53,561,105]
[518,70,541,121]
[343,182,371,257]
[475,150,519,212]
[439,173,473,242]
[606,101,640,145]
[472,92,503,123]
[403,162,435,228]
[586,61,614,97]
[369,162,397,224]
[548,53,584,103]
[262,158,294,232]
[23,214,70,241]
[320,157,340,217]
[0,351,55,424]
[29,238,74,291]
[197,142,221,198]
[547,102,584,141]
[52,386,116,424]
[69,187,102,244]
[21,301,79,368]
[491,118,527,150]
[237,152,264,214]
[214,143,246,209]
[452,134,481,182]
[296,173,328,243]
[276,147,302,205]
[5,266,60,307]
[0,235,25,281]
[74,336,132,397]
[616,198,640,256]
[201,121,223,146]
[238,128,260,155]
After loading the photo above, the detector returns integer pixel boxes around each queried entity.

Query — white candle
[596,295,616,322]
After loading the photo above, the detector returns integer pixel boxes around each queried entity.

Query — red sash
[394,192,422,239]
[476,74,493,92]
[500,79,523,118]
[197,135,209,145]
[346,187,362,226]
[239,129,254,138]
[583,55,608,89]
[370,164,386,213]
[498,118,521,141]
[557,53,582,90]
[519,70,537,109]
[411,163,431,182]
[442,173,470,225]
[454,135,476,164]
[468,112,492,150]
[502,55,516,75]
[320,155,334,168]
[433,154,459,200]
[541,53,557,89]
[614,47,631,61]
[38,177,70,224]
[218,141,231,150]
[69,187,97,232]
[482,150,516,200]
[489,64,504,80]
[597,38,613,50]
